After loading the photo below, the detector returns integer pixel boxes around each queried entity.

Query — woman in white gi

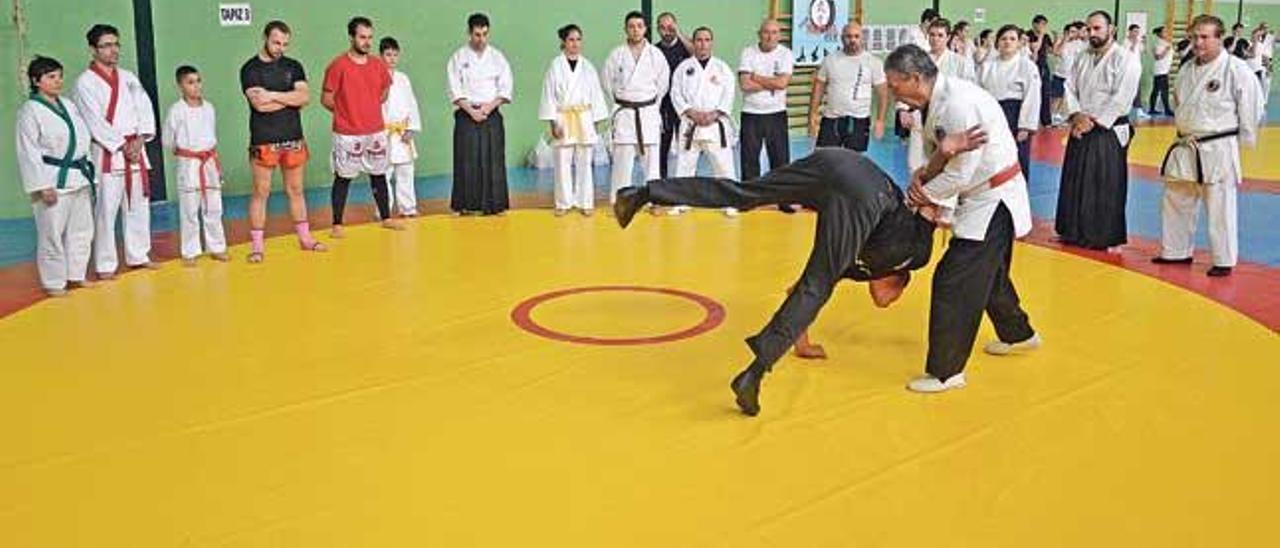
[16,56,96,297]
[669,26,738,217]
[979,25,1042,181]
[538,23,609,216]
[380,37,423,217]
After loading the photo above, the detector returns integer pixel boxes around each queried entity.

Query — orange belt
[174,147,221,206]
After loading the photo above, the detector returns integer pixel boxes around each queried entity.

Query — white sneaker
[722,207,739,217]
[666,205,690,216]
[906,373,967,393]
[983,333,1042,356]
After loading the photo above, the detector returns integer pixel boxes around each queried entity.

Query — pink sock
[250,229,265,254]
[294,221,316,248]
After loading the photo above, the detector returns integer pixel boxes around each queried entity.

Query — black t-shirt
[240,54,307,145]
[657,39,691,115]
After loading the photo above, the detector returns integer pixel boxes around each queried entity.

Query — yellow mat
[1128,124,1280,182]
[2,211,1277,547]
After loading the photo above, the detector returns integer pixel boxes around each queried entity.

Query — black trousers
[659,102,679,179]
[816,116,871,152]
[451,109,510,214]
[926,204,1035,381]
[1148,74,1173,115]
[331,174,391,224]
[739,111,790,181]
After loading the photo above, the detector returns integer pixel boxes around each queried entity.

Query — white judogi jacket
[1064,42,1142,134]
[602,41,670,146]
[16,96,94,193]
[446,45,514,108]
[382,70,422,164]
[909,50,978,170]
[72,65,156,174]
[669,56,737,149]
[921,76,1033,241]
[1164,50,1261,185]
[979,53,1043,132]
[162,99,220,191]
[933,49,977,82]
[538,53,609,147]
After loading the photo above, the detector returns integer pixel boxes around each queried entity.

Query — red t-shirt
[322,53,391,135]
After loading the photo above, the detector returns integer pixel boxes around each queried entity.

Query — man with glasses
[73,23,158,278]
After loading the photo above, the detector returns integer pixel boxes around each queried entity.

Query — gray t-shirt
[816,50,885,119]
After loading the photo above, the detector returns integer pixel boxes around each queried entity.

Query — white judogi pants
[387,163,417,215]
[554,145,595,211]
[33,187,94,291]
[610,143,659,205]
[94,170,151,273]
[175,157,226,259]
[1160,180,1238,267]
[674,142,735,178]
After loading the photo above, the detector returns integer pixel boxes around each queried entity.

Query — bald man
[739,19,794,192]
[808,22,889,152]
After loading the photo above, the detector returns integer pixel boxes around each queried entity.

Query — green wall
[1,0,1276,219]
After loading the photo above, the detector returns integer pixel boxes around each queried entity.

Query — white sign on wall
[219,4,252,27]
[974,8,986,24]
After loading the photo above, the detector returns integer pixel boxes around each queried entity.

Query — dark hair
[928,18,952,36]
[1087,10,1113,26]
[86,24,119,47]
[996,24,1021,42]
[1152,26,1165,37]
[263,20,291,37]
[557,24,581,42]
[27,55,63,93]
[379,37,400,53]
[467,13,490,31]
[1032,14,1048,25]
[624,10,647,27]
[692,26,713,40]
[920,8,939,24]
[656,12,676,23]
[978,29,993,42]
[348,16,373,37]
[1070,21,1086,31]
[954,21,970,33]
[174,64,198,82]
[885,44,938,81]
[1190,14,1225,38]
[1128,24,1140,32]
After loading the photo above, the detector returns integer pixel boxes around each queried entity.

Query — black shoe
[613,186,648,229]
[1151,256,1193,265]
[730,366,764,417]
[1207,266,1233,277]
[778,204,797,214]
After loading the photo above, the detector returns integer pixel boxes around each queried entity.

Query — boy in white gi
[380,37,423,217]
[164,65,228,265]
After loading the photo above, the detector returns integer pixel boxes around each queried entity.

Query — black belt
[683,118,728,151]
[1159,128,1240,184]
[41,155,96,193]
[615,97,658,154]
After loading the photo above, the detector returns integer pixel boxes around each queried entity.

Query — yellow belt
[559,104,591,143]
[385,120,417,158]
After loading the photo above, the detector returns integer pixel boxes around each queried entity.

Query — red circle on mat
[510,286,726,346]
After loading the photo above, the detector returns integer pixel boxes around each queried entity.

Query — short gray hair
[884,45,938,81]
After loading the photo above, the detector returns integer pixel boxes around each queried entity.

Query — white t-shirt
[816,50,885,118]
[1153,38,1174,75]
[738,43,794,114]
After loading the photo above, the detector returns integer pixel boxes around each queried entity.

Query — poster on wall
[792,0,849,66]
[219,4,252,27]
[863,25,915,54]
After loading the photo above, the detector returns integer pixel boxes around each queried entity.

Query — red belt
[988,163,1022,188]
[102,134,150,205]
[174,147,221,205]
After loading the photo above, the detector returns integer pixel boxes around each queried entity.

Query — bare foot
[247,251,265,263]
[68,280,96,289]
[330,225,346,239]
[210,252,230,262]
[303,241,328,253]
[381,219,406,231]
[794,343,828,360]
[45,288,69,298]
[182,258,198,267]
[580,209,594,217]
[97,271,117,281]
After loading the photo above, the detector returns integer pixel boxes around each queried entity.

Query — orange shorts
[250,140,309,169]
